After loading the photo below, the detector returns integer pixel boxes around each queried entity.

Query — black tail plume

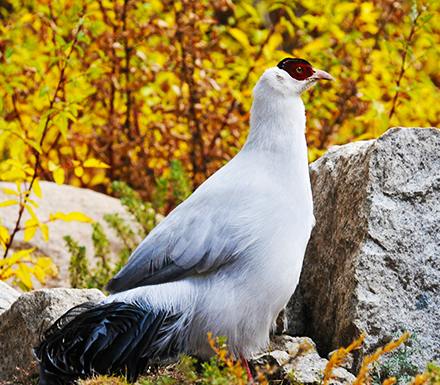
[35,302,166,385]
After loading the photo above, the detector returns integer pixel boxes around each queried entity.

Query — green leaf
[40,108,58,121]
[49,56,62,68]
[380,113,390,132]
[23,138,42,154]
[39,86,51,98]
[55,35,67,47]
[79,33,91,45]
[64,111,77,122]
[74,44,84,57]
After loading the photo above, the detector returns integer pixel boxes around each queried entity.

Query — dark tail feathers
[35,302,166,385]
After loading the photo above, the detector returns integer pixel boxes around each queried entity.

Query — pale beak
[311,68,335,82]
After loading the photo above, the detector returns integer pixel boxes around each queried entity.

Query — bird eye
[278,58,314,81]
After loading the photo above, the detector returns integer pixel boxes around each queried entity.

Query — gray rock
[0,281,20,315]
[0,288,105,381]
[287,127,440,372]
[251,335,356,384]
[0,181,141,288]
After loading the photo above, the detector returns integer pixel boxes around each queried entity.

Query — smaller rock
[0,288,105,382]
[251,335,356,385]
[0,281,20,315]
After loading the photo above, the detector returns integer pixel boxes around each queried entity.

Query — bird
[35,58,334,384]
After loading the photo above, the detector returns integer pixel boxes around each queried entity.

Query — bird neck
[243,94,307,156]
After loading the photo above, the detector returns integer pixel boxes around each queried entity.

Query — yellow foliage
[0,178,93,288]
[0,224,10,250]
[17,262,32,289]
[49,211,93,223]
[52,168,65,185]
[75,166,84,177]
[229,27,254,52]
[40,222,49,242]
[0,199,18,208]
[66,212,94,223]
[0,248,58,290]
[24,218,39,242]
[83,159,111,169]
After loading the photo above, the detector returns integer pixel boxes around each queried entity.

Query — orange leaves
[323,333,366,385]
[322,332,417,385]
[353,333,411,385]
[207,332,248,385]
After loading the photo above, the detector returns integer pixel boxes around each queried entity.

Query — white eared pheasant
[35,58,334,384]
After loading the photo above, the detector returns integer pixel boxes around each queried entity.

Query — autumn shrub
[2,0,439,194]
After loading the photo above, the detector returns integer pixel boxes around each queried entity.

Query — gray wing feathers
[171,215,212,268]
[105,202,237,293]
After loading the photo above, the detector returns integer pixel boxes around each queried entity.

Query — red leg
[240,355,254,384]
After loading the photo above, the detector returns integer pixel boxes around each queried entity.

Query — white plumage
[36,58,334,384]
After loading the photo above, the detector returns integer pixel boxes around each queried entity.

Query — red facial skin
[282,61,314,81]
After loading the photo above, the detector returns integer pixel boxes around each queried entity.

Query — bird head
[255,58,335,97]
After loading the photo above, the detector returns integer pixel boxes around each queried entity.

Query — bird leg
[240,355,254,384]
